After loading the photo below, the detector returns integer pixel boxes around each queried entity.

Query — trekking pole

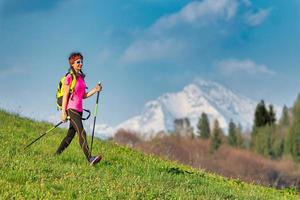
[24,117,69,150]
[90,82,101,155]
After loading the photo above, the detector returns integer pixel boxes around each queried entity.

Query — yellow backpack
[56,71,77,110]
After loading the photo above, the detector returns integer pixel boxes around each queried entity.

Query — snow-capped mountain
[95,79,281,139]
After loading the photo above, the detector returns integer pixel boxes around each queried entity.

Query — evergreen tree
[270,106,288,159]
[280,105,290,127]
[197,113,210,139]
[254,100,269,128]
[286,94,300,161]
[228,120,237,147]
[268,104,276,125]
[272,128,284,159]
[251,100,275,153]
[236,124,244,148]
[253,125,275,158]
[287,123,300,162]
[252,100,268,149]
[210,119,222,152]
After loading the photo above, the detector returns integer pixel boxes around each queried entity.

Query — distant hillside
[0,110,298,199]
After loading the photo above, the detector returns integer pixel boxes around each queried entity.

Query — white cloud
[120,0,239,64]
[121,38,185,64]
[241,0,252,7]
[151,0,238,34]
[244,8,272,26]
[119,0,272,65]
[217,58,275,75]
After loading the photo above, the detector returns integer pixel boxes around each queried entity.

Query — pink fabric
[64,73,86,112]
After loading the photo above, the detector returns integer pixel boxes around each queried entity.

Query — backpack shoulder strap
[66,71,77,93]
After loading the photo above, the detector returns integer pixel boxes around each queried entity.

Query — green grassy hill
[0,110,299,199]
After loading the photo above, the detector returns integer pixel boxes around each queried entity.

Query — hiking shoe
[89,155,102,166]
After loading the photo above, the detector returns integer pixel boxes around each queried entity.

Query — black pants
[56,109,90,160]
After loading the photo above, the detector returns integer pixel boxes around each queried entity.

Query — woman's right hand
[61,110,68,122]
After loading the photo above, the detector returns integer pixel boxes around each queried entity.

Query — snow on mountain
[95,79,281,139]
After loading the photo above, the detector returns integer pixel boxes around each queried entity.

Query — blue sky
[0,0,299,127]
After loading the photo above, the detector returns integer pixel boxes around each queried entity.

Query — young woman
[56,52,102,166]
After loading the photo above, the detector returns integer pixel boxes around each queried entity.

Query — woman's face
[72,58,83,71]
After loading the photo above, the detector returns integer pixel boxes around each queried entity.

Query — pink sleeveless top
[64,73,86,112]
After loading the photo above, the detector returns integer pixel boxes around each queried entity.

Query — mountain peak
[95,79,281,140]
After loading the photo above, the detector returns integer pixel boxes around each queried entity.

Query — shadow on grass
[166,167,194,175]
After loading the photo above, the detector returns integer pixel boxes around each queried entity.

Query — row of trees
[173,93,300,162]
[251,96,300,162]
[194,94,300,162]
[196,113,244,152]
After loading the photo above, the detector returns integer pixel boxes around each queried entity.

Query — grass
[0,110,299,199]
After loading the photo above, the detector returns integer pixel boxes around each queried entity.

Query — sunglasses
[75,60,83,65]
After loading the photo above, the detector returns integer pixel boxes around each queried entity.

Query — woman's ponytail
[80,69,86,78]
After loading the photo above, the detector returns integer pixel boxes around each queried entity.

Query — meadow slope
[0,110,299,199]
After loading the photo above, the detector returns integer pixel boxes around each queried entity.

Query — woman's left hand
[94,84,102,93]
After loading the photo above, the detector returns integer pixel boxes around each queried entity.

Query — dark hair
[68,52,85,78]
